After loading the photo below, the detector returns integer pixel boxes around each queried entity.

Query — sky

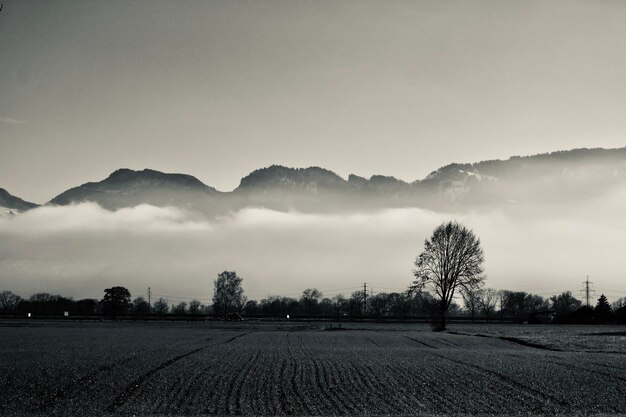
[2,0,626,203]
[1,1,626,302]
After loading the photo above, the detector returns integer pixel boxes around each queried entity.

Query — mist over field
[2,188,625,301]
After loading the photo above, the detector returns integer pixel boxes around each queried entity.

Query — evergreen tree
[595,294,613,323]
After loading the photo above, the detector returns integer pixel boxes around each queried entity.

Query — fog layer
[1,197,625,302]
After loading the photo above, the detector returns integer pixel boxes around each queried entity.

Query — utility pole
[582,276,593,307]
[363,282,368,313]
[148,287,151,308]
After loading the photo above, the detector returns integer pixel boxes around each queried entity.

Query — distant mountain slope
[418,147,626,207]
[39,147,626,214]
[0,188,39,211]
[49,168,220,210]
[232,165,419,211]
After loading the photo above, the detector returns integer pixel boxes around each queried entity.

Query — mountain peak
[0,188,39,211]
[236,165,347,191]
[104,168,212,189]
[49,168,216,208]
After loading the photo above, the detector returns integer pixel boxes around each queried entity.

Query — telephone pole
[148,287,151,308]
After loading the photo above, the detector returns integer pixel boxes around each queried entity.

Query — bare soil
[1,320,625,416]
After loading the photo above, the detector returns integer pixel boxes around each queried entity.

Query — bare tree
[612,297,626,311]
[461,287,482,322]
[172,302,187,316]
[348,291,366,317]
[550,291,582,322]
[332,294,346,318]
[497,290,508,321]
[189,299,202,315]
[369,293,389,319]
[132,297,151,315]
[234,291,248,316]
[300,288,322,314]
[212,271,246,320]
[153,298,169,315]
[411,221,485,330]
[478,288,498,321]
[0,290,21,313]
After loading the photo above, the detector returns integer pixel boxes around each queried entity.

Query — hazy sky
[2,1,626,302]
[2,0,626,203]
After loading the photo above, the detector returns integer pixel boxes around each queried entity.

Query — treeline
[0,290,207,317]
[0,288,432,319]
[460,288,626,324]
[1,287,625,324]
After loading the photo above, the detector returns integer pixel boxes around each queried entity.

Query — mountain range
[2,147,626,215]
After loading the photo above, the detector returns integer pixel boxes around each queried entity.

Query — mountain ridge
[4,146,626,214]
[0,188,39,211]
[48,168,219,210]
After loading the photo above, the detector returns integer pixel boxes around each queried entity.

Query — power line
[581,276,595,307]
[363,282,368,312]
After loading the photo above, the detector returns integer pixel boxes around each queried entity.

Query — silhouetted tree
[30,293,52,303]
[461,287,482,321]
[75,298,99,314]
[369,293,389,319]
[132,297,151,315]
[0,290,21,313]
[411,221,484,330]
[172,302,187,316]
[498,291,547,322]
[259,296,297,317]
[348,291,366,317]
[243,300,259,315]
[213,271,246,320]
[233,290,248,316]
[569,305,595,324]
[595,294,613,323]
[500,291,527,321]
[101,287,131,319]
[615,306,626,324]
[613,297,626,324]
[612,297,626,311]
[318,297,334,315]
[24,293,72,315]
[550,291,582,323]
[332,294,346,318]
[153,298,169,315]
[189,299,202,315]
[387,292,409,316]
[478,288,498,320]
[300,288,322,314]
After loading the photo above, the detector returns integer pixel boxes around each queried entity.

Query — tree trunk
[438,313,447,330]
[437,301,447,331]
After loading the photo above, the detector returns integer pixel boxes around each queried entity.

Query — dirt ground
[1,320,625,416]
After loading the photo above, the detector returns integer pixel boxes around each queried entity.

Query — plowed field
[1,321,625,416]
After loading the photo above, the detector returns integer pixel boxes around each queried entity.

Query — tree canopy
[213,271,247,320]
[411,221,484,330]
[101,286,132,319]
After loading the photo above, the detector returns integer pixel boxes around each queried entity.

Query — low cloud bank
[1,196,625,303]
